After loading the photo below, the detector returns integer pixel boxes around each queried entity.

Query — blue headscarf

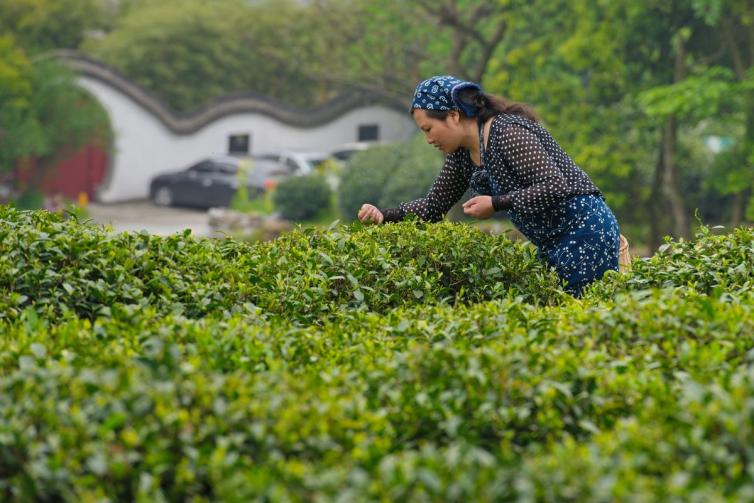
[410,75,483,118]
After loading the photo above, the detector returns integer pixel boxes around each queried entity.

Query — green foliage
[637,67,739,123]
[273,175,331,221]
[0,206,562,324]
[0,35,31,111]
[1,207,754,499]
[84,0,250,112]
[338,135,443,221]
[0,0,106,53]
[378,134,444,209]
[337,144,398,220]
[0,36,111,174]
[585,224,754,299]
[229,158,260,213]
[84,0,323,112]
[0,35,35,172]
[12,189,44,210]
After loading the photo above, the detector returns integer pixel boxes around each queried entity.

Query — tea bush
[0,207,255,320]
[586,224,754,300]
[248,220,564,323]
[2,206,754,500]
[0,206,562,324]
[1,290,753,500]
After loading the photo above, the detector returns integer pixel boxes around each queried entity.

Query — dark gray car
[149,155,288,208]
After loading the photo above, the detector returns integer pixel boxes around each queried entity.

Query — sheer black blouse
[380,113,600,222]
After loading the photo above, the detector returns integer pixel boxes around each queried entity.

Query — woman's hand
[358,203,384,224]
[463,196,494,219]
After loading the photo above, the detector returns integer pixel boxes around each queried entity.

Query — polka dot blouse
[380,113,600,222]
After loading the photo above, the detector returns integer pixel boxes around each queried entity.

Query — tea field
[1,206,753,501]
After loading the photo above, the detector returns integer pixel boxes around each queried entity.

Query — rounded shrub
[273,174,331,221]
[378,134,442,209]
[337,144,398,220]
[337,133,449,220]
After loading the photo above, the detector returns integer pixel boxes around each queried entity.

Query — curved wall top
[56,50,416,202]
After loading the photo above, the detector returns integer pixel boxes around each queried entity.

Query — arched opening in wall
[13,82,114,205]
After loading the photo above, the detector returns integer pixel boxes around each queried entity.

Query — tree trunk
[734,91,754,226]
[660,116,689,239]
[653,30,690,241]
[648,144,667,252]
[730,190,746,226]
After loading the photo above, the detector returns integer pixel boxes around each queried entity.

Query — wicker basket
[618,234,631,273]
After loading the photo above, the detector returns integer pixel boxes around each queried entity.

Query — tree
[481,0,655,239]
[638,0,754,229]
[0,0,107,52]
[0,35,35,173]
[291,0,522,107]
[706,0,754,224]
[0,35,110,186]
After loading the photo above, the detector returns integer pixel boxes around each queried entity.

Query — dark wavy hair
[413,87,537,123]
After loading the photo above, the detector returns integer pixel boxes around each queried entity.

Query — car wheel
[153,186,174,206]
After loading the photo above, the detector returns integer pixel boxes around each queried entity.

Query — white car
[256,151,329,176]
[329,142,379,162]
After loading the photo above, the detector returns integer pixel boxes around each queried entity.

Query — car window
[216,163,238,175]
[285,158,299,172]
[188,161,213,173]
[255,159,289,176]
[331,150,352,161]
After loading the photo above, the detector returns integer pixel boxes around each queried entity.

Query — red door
[41,143,108,200]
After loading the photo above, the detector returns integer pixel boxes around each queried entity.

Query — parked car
[329,142,379,162]
[149,155,287,208]
[255,150,329,175]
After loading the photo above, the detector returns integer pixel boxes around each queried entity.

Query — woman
[357,75,621,296]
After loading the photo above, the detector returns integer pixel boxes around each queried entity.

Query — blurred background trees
[0,0,751,248]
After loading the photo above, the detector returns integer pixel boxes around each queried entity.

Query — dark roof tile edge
[55,49,406,134]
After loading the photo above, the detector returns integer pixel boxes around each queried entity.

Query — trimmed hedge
[0,206,562,324]
[2,206,754,500]
[586,224,754,299]
[1,290,753,500]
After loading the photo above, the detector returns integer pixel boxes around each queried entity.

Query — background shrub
[273,174,331,221]
[337,143,398,220]
[338,133,478,222]
[377,134,443,209]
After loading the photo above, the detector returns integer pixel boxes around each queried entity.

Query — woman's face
[413,109,463,154]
